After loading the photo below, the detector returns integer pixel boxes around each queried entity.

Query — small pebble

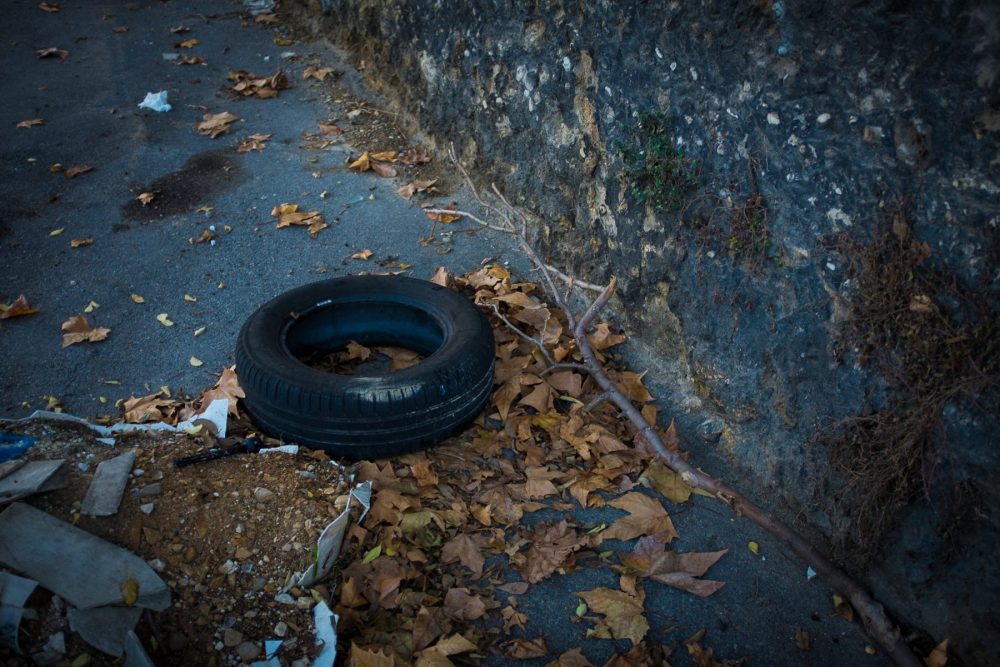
[140,503,155,515]
[817,113,831,124]
[139,482,162,498]
[767,112,780,125]
[253,487,275,502]
[273,621,288,638]
[132,468,144,477]
[148,558,166,573]
[237,641,260,661]
[223,629,243,647]
[274,593,295,605]
[235,547,253,559]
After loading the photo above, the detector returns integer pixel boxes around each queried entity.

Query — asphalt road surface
[0,1,893,665]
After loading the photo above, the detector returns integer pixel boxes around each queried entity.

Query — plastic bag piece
[0,433,36,463]
[138,91,171,112]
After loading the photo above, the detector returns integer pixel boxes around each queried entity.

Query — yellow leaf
[748,541,760,555]
[137,192,155,205]
[16,118,44,129]
[174,38,199,48]
[189,356,203,367]
[130,294,145,304]
[120,576,139,606]
[49,228,64,236]
[348,152,371,171]
[156,313,174,327]
[84,300,99,313]
[370,150,397,162]
[351,249,374,260]
[193,326,206,337]
[184,294,197,302]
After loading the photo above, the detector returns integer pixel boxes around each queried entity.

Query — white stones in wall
[767,111,781,125]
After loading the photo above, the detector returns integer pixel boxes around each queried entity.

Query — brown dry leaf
[36,47,69,60]
[440,534,485,576]
[520,520,587,583]
[397,178,438,200]
[553,648,594,667]
[424,202,461,223]
[228,69,289,98]
[130,294,145,304]
[317,122,343,135]
[112,26,128,33]
[430,267,449,287]
[38,2,60,11]
[253,13,279,25]
[16,118,44,129]
[502,637,549,659]
[65,165,94,178]
[348,644,396,666]
[271,203,327,237]
[600,492,678,543]
[199,365,245,417]
[351,249,374,261]
[589,322,626,350]
[614,370,654,403]
[196,112,240,138]
[923,639,949,667]
[370,160,397,178]
[174,38,199,48]
[121,392,181,424]
[194,229,215,244]
[442,588,486,621]
[176,53,205,65]
[375,346,421,371]
[575,586,648,645]
[61,314,110,347]
[832,594,854,622]
[137,192,155,205]
[398,148,431,165]
[370,150,397,162]
[908,294,937,315]
[303,65,335,81]
[639,459,692,504]
[410,460,439,486]
[0,295,39,320]
[794,628,811,651]
[621,535,727,597]
[70,236,94,248]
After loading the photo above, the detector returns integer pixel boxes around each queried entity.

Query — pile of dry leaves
[2,267,734,667]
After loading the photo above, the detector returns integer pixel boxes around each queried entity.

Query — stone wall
[295,0,999,662]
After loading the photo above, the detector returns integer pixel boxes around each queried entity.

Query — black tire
[235,275,495,459]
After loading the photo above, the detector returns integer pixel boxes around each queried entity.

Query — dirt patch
[2,423,349,666]
[121,151,246,222]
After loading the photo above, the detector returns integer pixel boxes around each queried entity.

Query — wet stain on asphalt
[121,151,245,222]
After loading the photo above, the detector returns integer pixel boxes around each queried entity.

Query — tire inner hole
[284,301,442,375]
[300,341,425,375]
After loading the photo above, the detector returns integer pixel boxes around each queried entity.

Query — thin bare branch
[545,264,605,293]
[538,362,591,377]
[443,142,922,667]
[480,301,556,366]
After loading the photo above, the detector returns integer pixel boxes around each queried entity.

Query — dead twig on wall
[439,144,922,667]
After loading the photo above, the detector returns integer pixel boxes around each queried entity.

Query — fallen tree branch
[444,144,922,667]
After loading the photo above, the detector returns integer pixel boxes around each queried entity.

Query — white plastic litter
[311,601,338,667]
[137,91,171,112]
[259,444,299,455]
[286,480,371,589]
[806,566,817,580]
[7,398,230,440]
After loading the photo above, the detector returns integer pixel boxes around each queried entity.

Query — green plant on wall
[617,110,700,213]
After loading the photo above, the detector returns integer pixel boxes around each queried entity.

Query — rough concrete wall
[298,0,999,661]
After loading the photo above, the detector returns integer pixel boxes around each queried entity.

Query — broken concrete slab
[80,450,135,516]
[68,606,143,657]
[0,460,67,506]
[0,503,170,611]
[0,571,38,653]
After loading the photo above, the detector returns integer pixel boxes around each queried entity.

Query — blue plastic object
[0,432,37,463]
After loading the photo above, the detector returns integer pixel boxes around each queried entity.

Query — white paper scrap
[288,480,371,589]
[311,601,338,667]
